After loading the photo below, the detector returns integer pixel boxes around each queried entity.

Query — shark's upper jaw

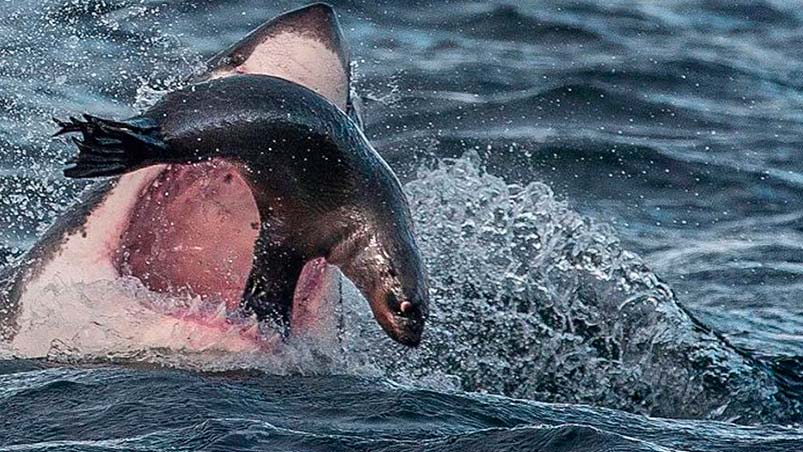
[201,2,352,111]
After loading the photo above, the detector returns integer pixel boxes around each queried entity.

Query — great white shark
[0,3,428,357]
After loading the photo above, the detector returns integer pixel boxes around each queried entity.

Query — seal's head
[381,274,428,347]
[331,206,428,347]
[367,235,428,347]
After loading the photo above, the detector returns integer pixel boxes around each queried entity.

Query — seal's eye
[386,292,405,315]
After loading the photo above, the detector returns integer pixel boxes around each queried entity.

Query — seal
[0,3,427,357]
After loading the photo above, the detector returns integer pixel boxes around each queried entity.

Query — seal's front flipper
[241,238,306,335]
[55,115,167,179]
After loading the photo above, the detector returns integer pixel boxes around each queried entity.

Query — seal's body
[0,3,427,357]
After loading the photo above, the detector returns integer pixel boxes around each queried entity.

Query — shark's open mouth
[115,159,259,313]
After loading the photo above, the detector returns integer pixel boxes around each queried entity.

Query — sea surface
[2,0,803,450]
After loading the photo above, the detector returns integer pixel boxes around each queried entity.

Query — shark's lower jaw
[9,159,338,358]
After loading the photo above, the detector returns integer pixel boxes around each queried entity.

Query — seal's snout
[386,309,424,347]
[379,290,426,347]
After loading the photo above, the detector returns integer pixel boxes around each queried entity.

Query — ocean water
[2,0,803,450]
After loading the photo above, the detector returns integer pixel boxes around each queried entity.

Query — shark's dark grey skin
[0,3,427,348]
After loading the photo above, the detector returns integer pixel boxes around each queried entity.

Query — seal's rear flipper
[55,115,167,179]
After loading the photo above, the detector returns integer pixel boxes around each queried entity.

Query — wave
[367,83,727,145]
[334,155,801,424]
[2,366,803,451]
[443,5,605,45]
[698,0,798,27]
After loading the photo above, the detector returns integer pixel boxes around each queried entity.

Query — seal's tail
[54,114,167,179]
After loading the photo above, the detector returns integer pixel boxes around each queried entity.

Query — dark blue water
[2,0,803,450]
